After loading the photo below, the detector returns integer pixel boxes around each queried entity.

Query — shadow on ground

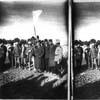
[0,73,67,99]
[74,74,100,99]
[74,64,88,75]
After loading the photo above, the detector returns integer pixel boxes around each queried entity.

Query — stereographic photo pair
[0,0,100,100]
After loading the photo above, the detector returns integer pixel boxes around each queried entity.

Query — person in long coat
[48,39,56,72]
[54,39,63,76]
[20,43,26,69]
[2,42,7,65]
[44,39,49,71]
[8,42,14,68]
[0,39,7,72]
[84,44,91,69]
[34,41,44,72]
[75,44,83,72]
[13,41,21,68]
[25,41,33,70]
[90,43,98,69]
[40,41,45,71]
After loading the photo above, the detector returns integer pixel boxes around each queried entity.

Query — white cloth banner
[32,10,42,25]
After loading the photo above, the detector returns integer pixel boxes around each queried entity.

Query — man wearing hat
[8,41,14,68]
[44,39,49,71]
[75,43,83,72]
[54,39,63,76]
[13,41,21,68]
[48,39,56,72]
[25,40,33,70]
[0,39,7,72]
[34,41,44,72]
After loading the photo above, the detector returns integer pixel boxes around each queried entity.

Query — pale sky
[0,1,67,45]
[74,3,100,41]
[74,0,100,2]
[0,0,66,4]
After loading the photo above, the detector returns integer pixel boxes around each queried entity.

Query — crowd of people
[0,36,67,77]
[74,39,100,73]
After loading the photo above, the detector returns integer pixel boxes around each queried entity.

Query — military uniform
[75,46,83,71]
[34,45,44,71]
[54,45,63,75]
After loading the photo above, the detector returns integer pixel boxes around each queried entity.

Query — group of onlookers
[74,40,100,73]
[0,36,67,77]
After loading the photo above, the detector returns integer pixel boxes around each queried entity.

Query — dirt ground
[0,67,67,99]
[74,65,100,99]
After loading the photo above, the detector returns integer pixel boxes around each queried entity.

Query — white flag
[32,10,42,25]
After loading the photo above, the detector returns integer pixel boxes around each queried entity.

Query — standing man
[8,41,14,68]
[48,39,56,73]
[44,39,49,71]
[84,43,91,69]
[20,43,26,69]
[40,41,45,71]
[97,44,100,67]
[90,43,98,69]
[0,39,7,72]
[25,40,33,70]
[76,43,83,72]
[13,41,21,68]
[54,39,63,76]
[34,41,44,72]
[2,40,7,69]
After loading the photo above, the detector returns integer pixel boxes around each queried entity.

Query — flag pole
[34,25,37,38]
[32,10,42,38]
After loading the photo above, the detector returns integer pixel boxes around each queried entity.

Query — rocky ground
[75,67,100,99]
[0,67,67,99]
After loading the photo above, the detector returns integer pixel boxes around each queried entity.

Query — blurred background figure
[13,41,21,68]
[74,43,83,72]
[25,40,33,70]
[84,43,91,69]
[97,44,100,67]
[0,39,7,72]
[7,41,14,68]
[90,43,98,69]
[20,42,27,69]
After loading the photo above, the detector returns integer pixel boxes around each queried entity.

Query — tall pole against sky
[32,10,42,38]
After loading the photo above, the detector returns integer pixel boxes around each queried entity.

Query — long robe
[49,44,56,67]
[34,46,44,70]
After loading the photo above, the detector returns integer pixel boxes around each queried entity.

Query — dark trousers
[9,55,14,68]
[35,57,41,70]
[85,56,91,69]
[44,58,49,71]
[0,58,5,72]
[76,58,82,72]
[40,57,45,71]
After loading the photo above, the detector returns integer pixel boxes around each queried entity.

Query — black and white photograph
[0,0,68,99]
[73,1,100,99]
